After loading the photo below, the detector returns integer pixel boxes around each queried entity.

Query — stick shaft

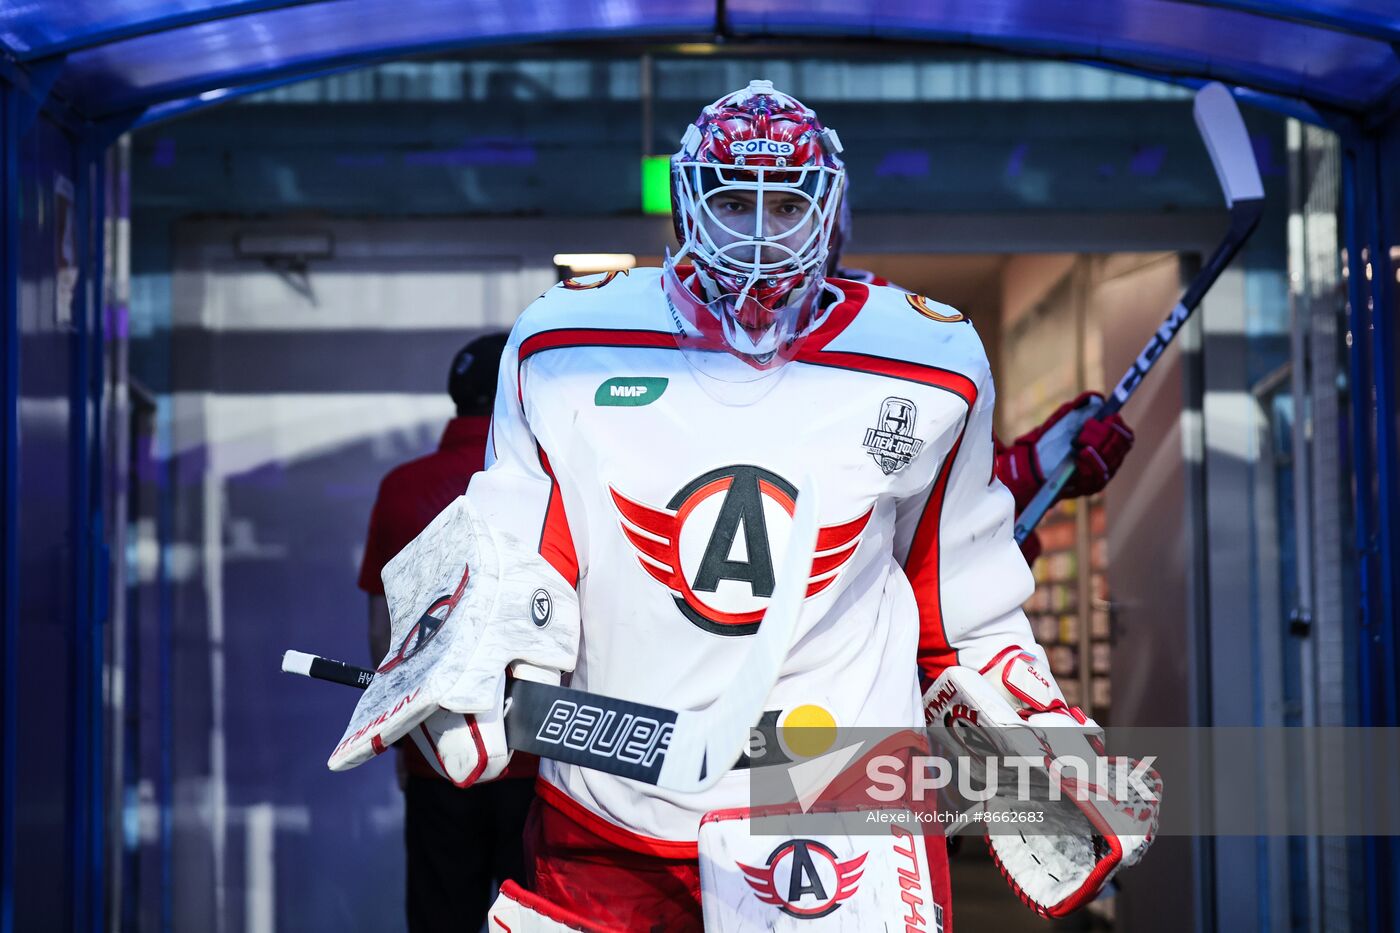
[284,651,683,785]
[313,655,375,689]
[1012,82,1262,544]
[1013,196,1263,543]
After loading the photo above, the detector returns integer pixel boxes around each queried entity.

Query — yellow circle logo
[778,704,838,759]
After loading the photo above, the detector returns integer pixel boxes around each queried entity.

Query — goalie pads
[923,650,1160,919]
[329,495,579,784]
[698,805,951,932]
[486,880,609,933]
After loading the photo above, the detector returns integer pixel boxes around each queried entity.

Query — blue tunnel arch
[1,3,1397,933]
[0,1,1398,123]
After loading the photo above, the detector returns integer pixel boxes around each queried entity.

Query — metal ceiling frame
[9,0,1400,64]
[0,0,1391,126]
[56,27,1363,127]
[1171,0,1400,44]
[6,0,325,61]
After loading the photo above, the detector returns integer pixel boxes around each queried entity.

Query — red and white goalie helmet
[668,80,846,366]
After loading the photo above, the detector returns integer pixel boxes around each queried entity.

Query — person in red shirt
[358,331,534,933]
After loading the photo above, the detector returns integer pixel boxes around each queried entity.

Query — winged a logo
[738,839,867,919]
[376,563,470,674]
[610,465,872,636]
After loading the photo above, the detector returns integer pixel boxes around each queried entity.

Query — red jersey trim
[537,448,581,588]
[516,328,675,407]
[518,327,675,364]
[906,418,972,686]
[535,778,700,860]
[513,280,869,375]
[516,322,978,404]
[792,348,978,406]
[801,279,868,353]
[666,264,867,356]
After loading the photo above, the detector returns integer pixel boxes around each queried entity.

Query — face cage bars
[674,160,845,290]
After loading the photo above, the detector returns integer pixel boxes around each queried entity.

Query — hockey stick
[1014,82,1264,544]
[286,480,819,793]
[283,651,695,786]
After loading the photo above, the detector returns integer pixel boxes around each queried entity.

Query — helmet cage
[667,80,846,364]
[673,159,844,300]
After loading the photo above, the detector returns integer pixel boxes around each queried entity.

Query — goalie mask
[668,80,846,370]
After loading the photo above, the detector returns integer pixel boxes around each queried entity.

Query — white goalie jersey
[463,267,1044,852]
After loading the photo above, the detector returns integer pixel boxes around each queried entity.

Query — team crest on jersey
[738,839,867,919]
[906,293,964,323]
[863,397,924,475]
[610,466,872,636]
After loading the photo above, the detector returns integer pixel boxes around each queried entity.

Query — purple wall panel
[12,114,80,933]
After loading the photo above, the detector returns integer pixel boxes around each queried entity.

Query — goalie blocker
[321,483,819,795]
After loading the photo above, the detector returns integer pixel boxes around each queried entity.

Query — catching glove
[923,648,1160,918]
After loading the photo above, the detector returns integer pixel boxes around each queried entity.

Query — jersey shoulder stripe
[512,268,666,346]
[802,282,988,406]
[794,346,979,408]
[519,327,673,364]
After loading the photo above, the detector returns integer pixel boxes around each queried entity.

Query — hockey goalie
[330,80,1159,931]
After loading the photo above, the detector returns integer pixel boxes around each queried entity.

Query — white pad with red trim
[328,495,579,780]
[922,657,1160,918]
[698,806,948,932]
[982,645,1079,727]
[487,880,608,933]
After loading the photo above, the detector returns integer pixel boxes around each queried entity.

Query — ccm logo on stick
[535,700,674,767]
[730,138,795,157]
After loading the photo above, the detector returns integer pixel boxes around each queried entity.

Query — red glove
[996,391,1135,515]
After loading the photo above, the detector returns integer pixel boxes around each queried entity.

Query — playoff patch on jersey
[610,465,872,636]
[863,397,924,475]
